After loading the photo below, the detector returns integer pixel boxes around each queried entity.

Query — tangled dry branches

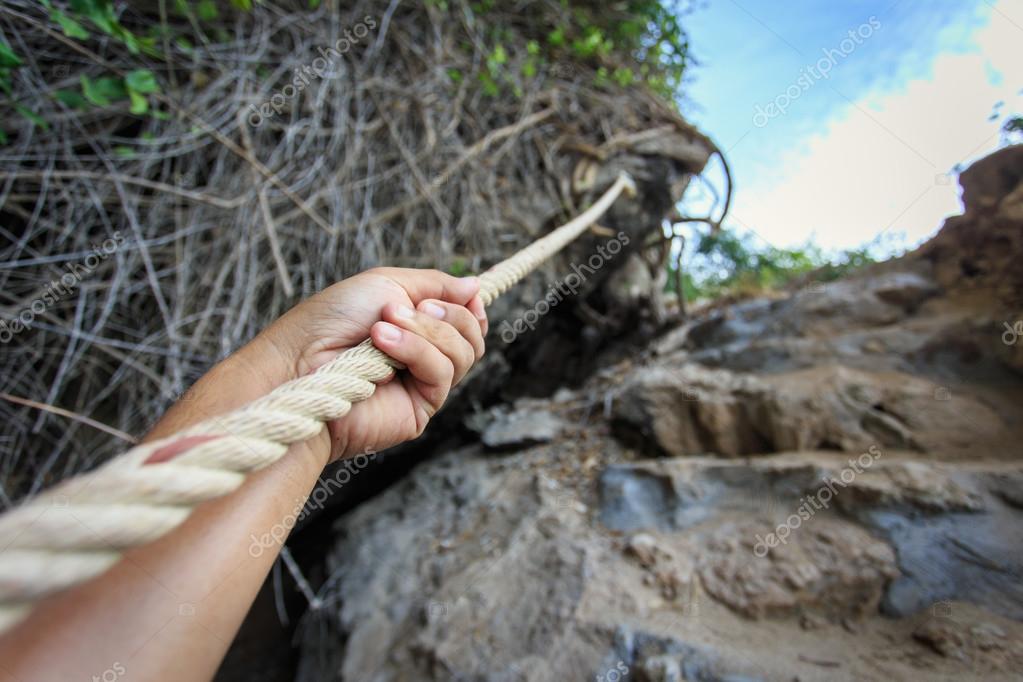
[0,0,692,503]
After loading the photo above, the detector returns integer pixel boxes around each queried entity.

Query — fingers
[371,267,480,306]
[369,320,453,423]
[380,303,477,385]
[416,299,486,361]
[466,295,489,337]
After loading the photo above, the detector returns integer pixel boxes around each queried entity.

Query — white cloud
[729,0,1023,253]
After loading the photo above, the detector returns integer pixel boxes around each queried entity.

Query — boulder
[696,518,899,620]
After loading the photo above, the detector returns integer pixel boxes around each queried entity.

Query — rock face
[696,517,899,620]
[295,148,1023,680]
[471,402,567,450]
[611,363,1006,457]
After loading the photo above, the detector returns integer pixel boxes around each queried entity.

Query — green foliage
[0,41,21,96]
[14,104,48,130]
[446,257,470,277]
[480,43,508,95]
[50,8,90,39]
[435,1,691,101]
[62,0,158,55]
[75,69,160,114]
[195,0,219,22]
[1,41,32,141]
[667,230,878,300]
[79,74,122,106]
[547,0,691,97]
[53,88,88,108]
[1,0,262,144]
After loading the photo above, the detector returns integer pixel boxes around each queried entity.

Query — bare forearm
[0,338,329,682]
[0,268,485,682]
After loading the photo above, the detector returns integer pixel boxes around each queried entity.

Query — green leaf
[120,30,142,55]
[125,69,160,94]
[612,67,633,86]
[230,0,253,9]
[197,0,218,21]
[308,0,322,7]
[526,40,540,56]
[53,89,88,108]
[12,104,46,129]
[0,128,7,145]
[52,10,90,39]
[72,0,117,35]
[128,89,148,114]
[0,42,21,68]
[478,71,499,96]
[80,74,109,106]
[136,35,160,56]
[547,27,565,47]
[14,105,48,130]
[114,145,135,158]
[80,74,127,107]
[446,68,462,83]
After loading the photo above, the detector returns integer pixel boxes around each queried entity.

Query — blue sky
[678,0,1022,254]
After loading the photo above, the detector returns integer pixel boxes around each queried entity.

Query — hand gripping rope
[0,172,636,632]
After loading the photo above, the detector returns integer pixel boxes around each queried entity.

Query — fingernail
[377,322,402,342]
[474,309,487,321]
[423,302,446,319]
[396,305,415,319]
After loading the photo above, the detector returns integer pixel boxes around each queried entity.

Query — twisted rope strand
[0,172,636,632]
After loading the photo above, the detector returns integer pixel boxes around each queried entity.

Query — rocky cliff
[291,147,1023,681]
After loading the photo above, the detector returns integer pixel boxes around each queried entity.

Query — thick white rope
[0,172,636,632]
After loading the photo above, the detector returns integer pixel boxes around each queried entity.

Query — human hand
[253,268,487,464]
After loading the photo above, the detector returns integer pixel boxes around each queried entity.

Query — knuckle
[459,338,476,369]
[453,305,476,328]
[440,356,456,385]
[435,317,463,344]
